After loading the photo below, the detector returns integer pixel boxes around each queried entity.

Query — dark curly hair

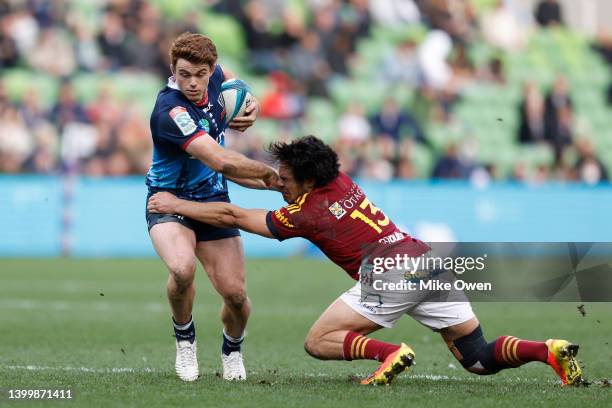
[268,136,340,188]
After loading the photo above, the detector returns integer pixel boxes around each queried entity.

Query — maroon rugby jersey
[265,172,430,280]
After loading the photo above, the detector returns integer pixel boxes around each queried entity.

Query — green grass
[0,259,610,407]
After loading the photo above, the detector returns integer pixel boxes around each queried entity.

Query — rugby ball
[220,79,253,125]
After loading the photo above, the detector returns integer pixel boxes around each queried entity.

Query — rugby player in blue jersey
[146,32,279,382]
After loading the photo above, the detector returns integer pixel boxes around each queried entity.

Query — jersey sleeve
[158,105,207,150]
[265,206,314,241]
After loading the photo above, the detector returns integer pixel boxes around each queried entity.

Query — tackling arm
[147,192,274,238]
[185,136,279,189]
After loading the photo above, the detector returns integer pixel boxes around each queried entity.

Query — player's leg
[305,286,416,385]
[437,311,583,386]
[195,235,250,380]
[150,223,197,325]
[195,236,250,339]
[304,298,383,360]
[149,220,199,382]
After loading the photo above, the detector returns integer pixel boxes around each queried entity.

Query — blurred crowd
[0,0,610,184]
[0,0,191,176]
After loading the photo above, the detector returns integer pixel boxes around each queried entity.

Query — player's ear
[170,63,175,75]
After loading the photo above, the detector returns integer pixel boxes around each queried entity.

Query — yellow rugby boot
[360,343,415,385]
[545,339,583,386]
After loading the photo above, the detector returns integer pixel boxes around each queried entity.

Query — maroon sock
[343,331,400,362]
[494,336,548,367]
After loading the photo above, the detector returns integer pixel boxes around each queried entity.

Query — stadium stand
[0,0,610,184]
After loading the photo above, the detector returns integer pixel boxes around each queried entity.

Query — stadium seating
[0,1,610,181]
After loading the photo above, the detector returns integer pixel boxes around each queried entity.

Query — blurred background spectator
[572,138,608,185]
[370,97,426,144]
[544,74,574,162]
[481,0,527,52]
[518,81,546,144]
[0,0,610,185]
[534,0,564,27]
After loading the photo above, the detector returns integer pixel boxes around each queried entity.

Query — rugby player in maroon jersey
[148,136,583,386]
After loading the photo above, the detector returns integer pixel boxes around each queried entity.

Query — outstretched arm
[158,91,271,187]
[225,170,281,191]
[147,192,274,238]
[226,175,267,190]
[185,137,280,190]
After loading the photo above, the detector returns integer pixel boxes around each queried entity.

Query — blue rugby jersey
[146,65,230,200]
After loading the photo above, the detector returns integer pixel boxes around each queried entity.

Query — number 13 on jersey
[350,197,389,233]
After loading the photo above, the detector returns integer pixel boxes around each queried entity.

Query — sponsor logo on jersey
[203,102,214,113]
[201,102,221,135]
[339,184,365,209]
[378,231,405,244]
[274,209,294,228]
[169,106,197,136]
[328,201,347,219]
[198,118,210,133]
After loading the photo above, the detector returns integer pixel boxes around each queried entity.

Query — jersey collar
[167,76,179,90]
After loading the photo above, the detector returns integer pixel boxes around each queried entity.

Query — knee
[303,331,325,360]
[303,337,320,359]
[448,325,499,375]
[223,289,248,310]
[167,260,196,292]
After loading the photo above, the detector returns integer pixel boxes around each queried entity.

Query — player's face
[278,163,310,204]
[173,58,214,103]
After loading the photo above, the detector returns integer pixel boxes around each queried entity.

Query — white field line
[2,365,155,374]
[1,365,557,384]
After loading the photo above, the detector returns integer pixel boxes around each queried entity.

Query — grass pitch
[0,258,610,407]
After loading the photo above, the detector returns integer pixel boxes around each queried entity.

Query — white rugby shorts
[339,281,475,330]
